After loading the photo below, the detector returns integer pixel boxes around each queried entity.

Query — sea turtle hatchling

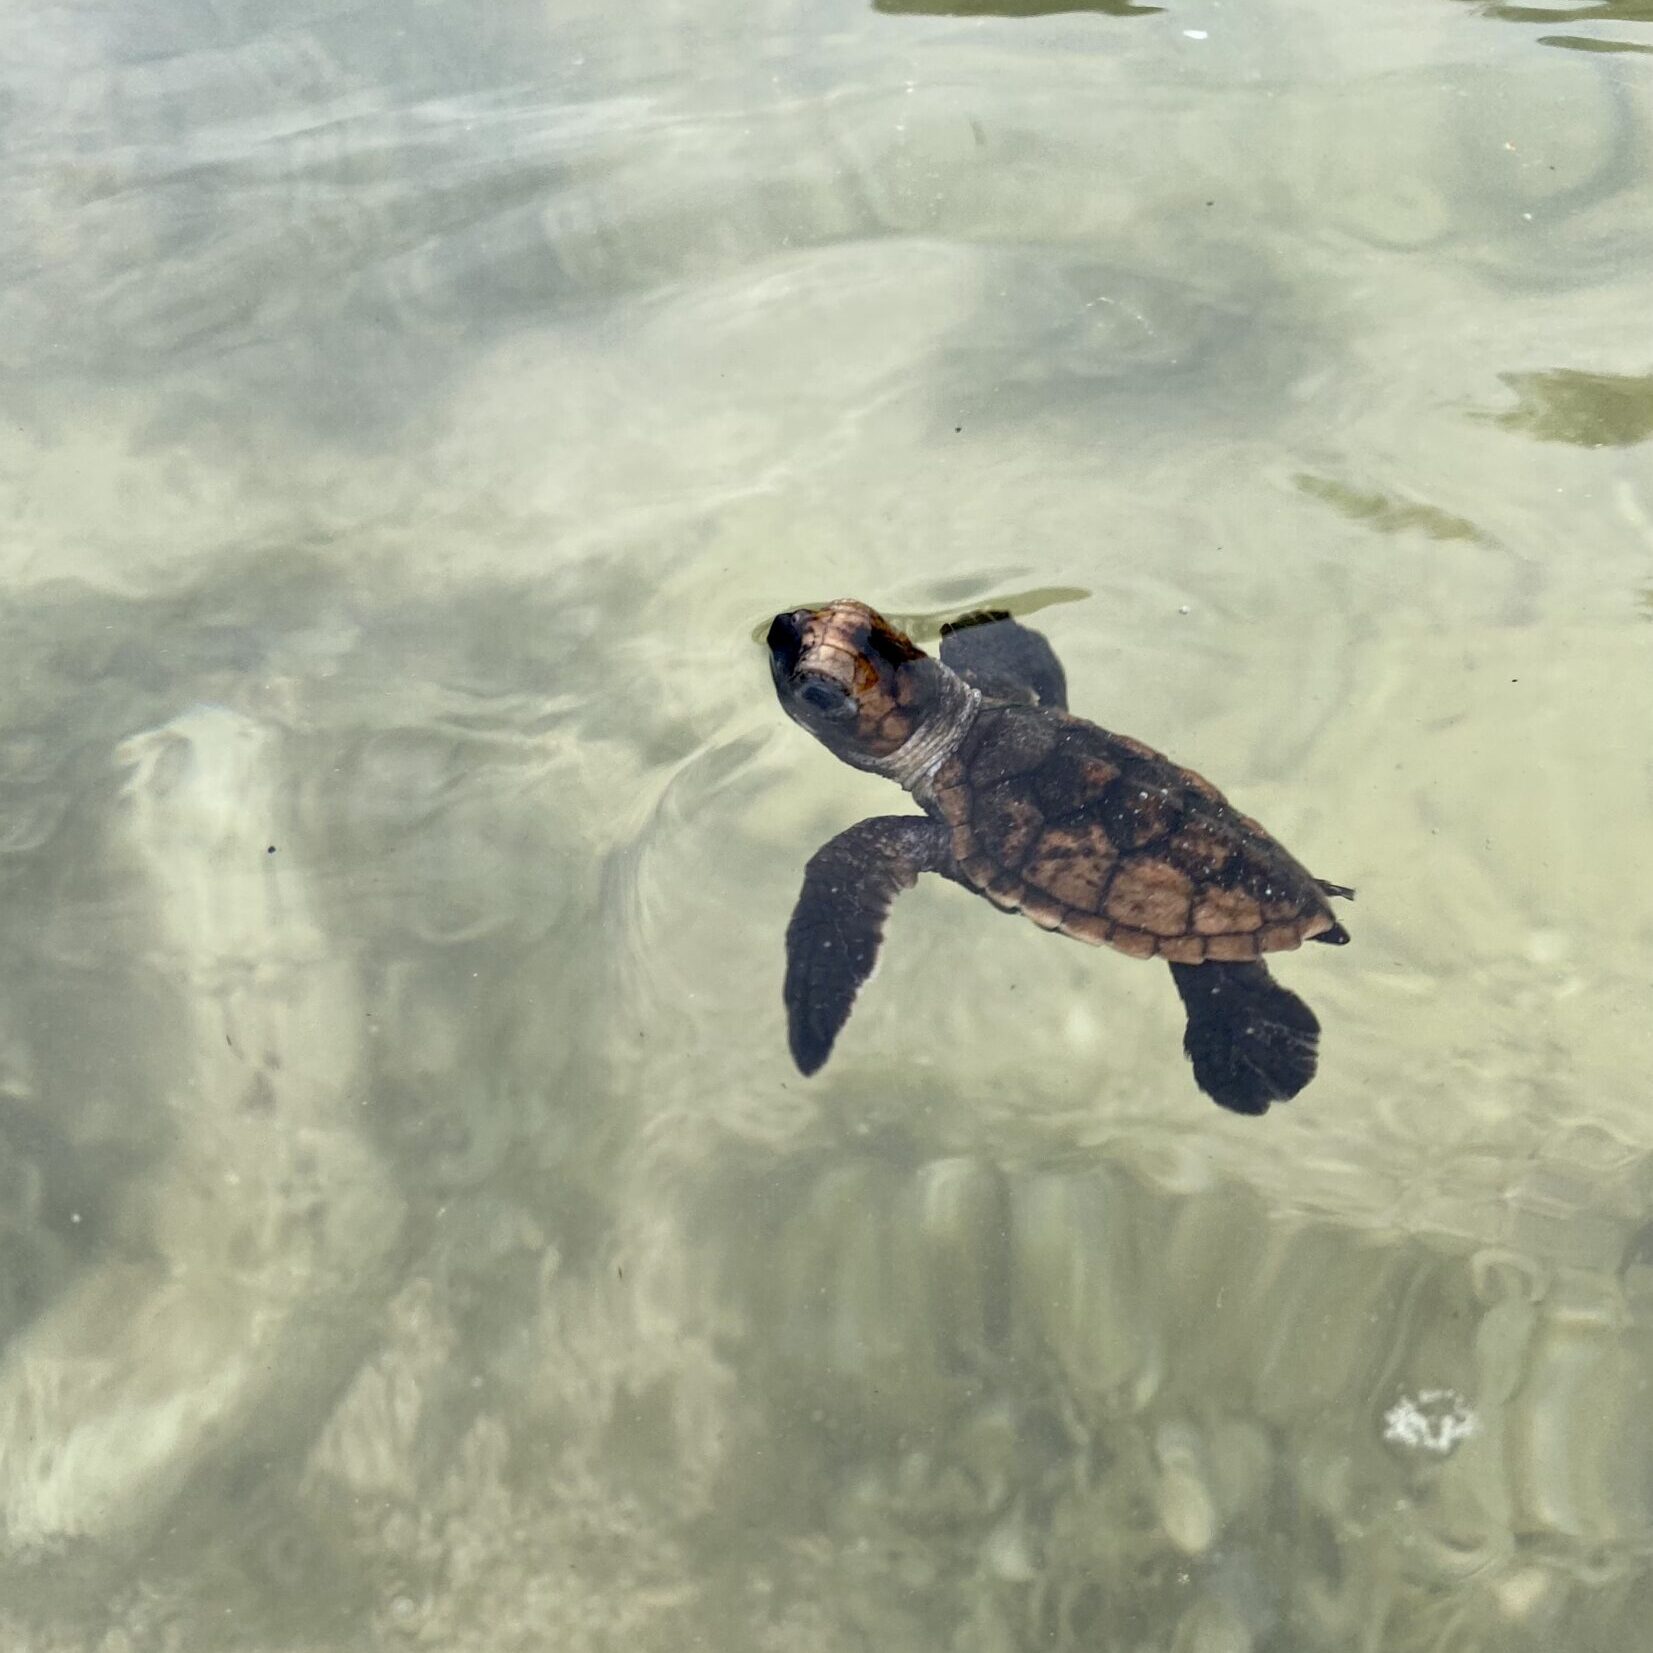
[766,599,1352,1114]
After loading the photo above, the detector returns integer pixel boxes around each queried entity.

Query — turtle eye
[767,611,806,673]
[797,678,853,719]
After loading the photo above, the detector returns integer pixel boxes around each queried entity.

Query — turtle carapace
[766,598,1352,1115]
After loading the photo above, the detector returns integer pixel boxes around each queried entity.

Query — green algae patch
[1294,473,1490,543]
[1483,369,1653,447]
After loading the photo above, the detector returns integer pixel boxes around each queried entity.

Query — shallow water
[2,0,1652,1647]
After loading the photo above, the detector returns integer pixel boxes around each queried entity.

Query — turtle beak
[766,610,809,675]
[768,609,859,725]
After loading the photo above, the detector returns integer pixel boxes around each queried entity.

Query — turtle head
[767,599,970,784]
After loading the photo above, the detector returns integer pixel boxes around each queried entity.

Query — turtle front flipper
[1167,960,1320,1115]
[939,611,1069,711]
[784,816,954,1075]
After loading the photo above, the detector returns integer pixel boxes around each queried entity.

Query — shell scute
[1096,779,1178,851]
[1075,753,1122,790]
[1105,925,1160,959]
[1104,859,1195,937]
[1167,823,1234,881]
[1192,888,1264,935]
[1204,933,1262,962]
[1062,910,1114,946]
[1030,749,1102,818]
[1024,733,1132,818]
[1259,921,1307,953]
[971,780,1045,869]
[984,876,1023,911]
[1018,888,1069,930]
[1024,822,1118,912]
[931,782,972,827]
[964,705,1058,785]
[1176,764,1226,804]
[1156,934,1208,964]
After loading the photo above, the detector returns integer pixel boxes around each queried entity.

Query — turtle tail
[1167,961,1320,1116]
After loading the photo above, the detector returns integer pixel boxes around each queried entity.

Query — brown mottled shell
[924,704,1339,965]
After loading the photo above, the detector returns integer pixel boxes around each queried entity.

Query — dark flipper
[784,816,954,1075]
[940,610,1069,711]
[1311,881,1354,945]
[1167,961,1320,1116]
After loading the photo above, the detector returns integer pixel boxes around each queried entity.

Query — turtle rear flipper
[1314,880,1355,945]
[784,816,953,1074]
[940,610,1069,710]
[1168,961,1320,1115]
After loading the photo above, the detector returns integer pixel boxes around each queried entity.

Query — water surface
[2,0,1652,1647]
